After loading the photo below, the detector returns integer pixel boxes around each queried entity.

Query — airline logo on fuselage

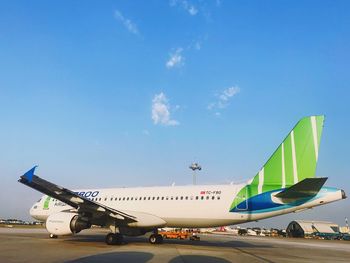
[74,191,100,198]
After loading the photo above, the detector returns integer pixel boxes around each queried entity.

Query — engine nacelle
[46,212,91,236]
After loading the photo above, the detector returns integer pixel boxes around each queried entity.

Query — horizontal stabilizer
[275,177,328,199]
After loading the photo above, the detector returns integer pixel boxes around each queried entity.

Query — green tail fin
[231,115,325,210]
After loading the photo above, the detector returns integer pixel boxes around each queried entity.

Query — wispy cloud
[189,38,205,51]
[188,5,198,15]
[152,92,179,126]
[114,10,139,35]
[166,48,184,69]
[194,41,201,50]
[170,0,198,16]
[208,86,240,114]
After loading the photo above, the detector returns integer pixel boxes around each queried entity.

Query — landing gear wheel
[149,234,163,244]
[49,233,57,239]
[105,233,123,245]
[149,234,157,244]
[105,233,116,245]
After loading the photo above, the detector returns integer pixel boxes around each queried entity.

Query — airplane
[19,115,346,245]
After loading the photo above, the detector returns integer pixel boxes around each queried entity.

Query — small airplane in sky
[19,116,346,245]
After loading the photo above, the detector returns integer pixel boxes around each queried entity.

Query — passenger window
[166,197,169,200]
[212,196,215,200]
[196,196,199,200]
[144,197,146,200]
[217,196,221,200]
[115,197,118,201]
[161,197,164,200]
[175,197,178,200]
[152,197,155,200]
[131,197,133,201]
[157,197,160,200]
[127,197,129,201]
[104,198,107,201]
[123,197,126,201]
[99,198,101,201]
[206,196,209,200]
[201,196,204,200]
[110,198,113,201]
[119,197,121,201]
[180,196,183,200]
[185,196,188,200]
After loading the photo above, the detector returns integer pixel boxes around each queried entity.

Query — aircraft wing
[18,166,137,222]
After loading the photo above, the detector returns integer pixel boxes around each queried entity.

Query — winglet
[22,166,38,183]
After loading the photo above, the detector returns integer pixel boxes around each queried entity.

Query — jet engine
[45,212,91,236]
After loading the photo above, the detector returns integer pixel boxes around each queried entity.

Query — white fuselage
[30,183,344,228]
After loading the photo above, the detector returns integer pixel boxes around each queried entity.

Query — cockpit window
[33,206,38,209]
[37,198,42,202]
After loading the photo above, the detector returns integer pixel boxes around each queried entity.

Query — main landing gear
[104,231,163,245]
[149,234,163,244]
[105,233,123,245]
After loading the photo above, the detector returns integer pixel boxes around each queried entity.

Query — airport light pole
[189,162,202,185]
[346,217,349,232]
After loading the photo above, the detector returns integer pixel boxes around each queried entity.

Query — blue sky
[1,0,349,227]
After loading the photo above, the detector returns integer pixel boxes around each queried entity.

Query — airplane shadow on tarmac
[66,252,232,263]
[66,251,153,263]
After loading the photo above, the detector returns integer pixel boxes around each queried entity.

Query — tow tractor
[158,229,200,241]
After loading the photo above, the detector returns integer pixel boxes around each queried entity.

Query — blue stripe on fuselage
[230,187,338,214]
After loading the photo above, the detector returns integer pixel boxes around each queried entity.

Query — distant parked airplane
[19,116,346,245]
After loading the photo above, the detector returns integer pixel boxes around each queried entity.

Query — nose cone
[29,204,39,220]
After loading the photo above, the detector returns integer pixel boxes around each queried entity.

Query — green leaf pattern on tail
[230,116,325,211]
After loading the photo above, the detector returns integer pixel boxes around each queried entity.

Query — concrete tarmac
[0,228,349,263]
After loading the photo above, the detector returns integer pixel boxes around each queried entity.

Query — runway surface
[0,228,349,263]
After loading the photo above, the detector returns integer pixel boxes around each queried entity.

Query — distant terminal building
[0,219,41,225]
[286,220,340,238]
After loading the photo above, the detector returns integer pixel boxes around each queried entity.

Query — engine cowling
[46,212,91,236]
